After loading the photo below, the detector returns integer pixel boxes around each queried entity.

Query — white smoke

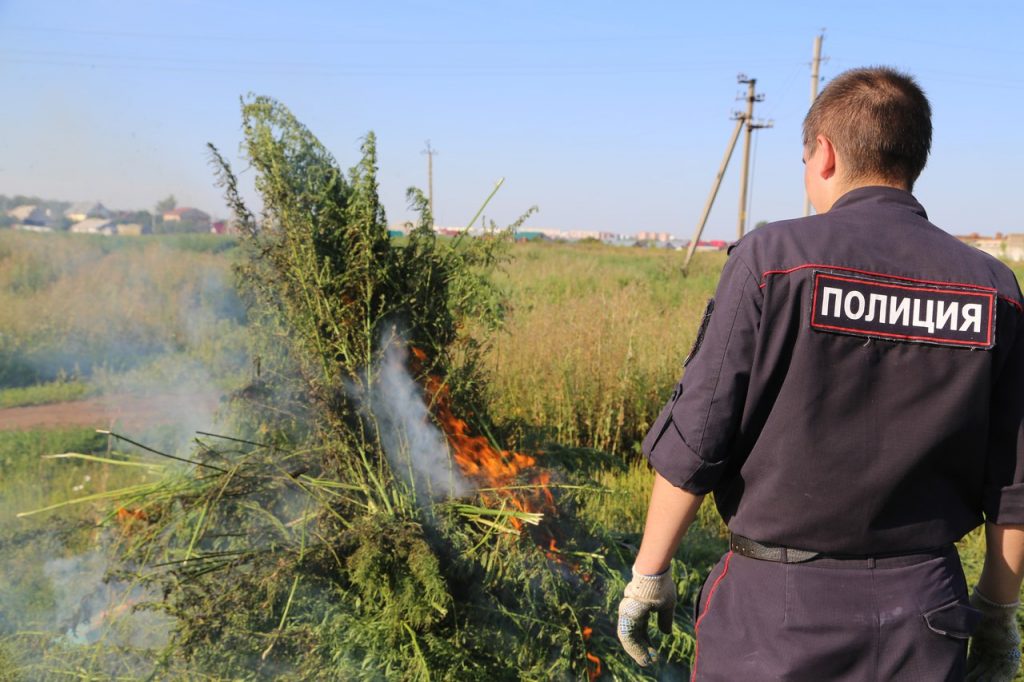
[358,332,471,503]
[91,262,246,456]
[43,547,171,648]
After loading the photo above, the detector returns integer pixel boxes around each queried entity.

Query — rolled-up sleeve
[642,249,761,494]
[984,299,1024,523]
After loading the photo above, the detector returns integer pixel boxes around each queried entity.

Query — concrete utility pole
[737,75,771,240]
[805,31,825,217]
[683,117,745,271]
[421,141,438,223]
[683,74,771,272]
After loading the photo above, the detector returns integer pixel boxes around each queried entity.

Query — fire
[116,506,147,532]
[582,627,602,680]
[409,347,601,677]
[410,347,554,528]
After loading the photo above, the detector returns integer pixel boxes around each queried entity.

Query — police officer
[617,67,1024,680]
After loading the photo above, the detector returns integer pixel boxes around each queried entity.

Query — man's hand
[617,568,676,667]
[966,587,1022,681]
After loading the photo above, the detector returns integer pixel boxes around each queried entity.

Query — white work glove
[617,567,676,667]
[966,587,1022,681]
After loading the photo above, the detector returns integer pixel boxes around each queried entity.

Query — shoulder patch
[685,298,715,366]
[810,270,995,349]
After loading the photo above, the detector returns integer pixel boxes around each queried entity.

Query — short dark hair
[803,67,932,190]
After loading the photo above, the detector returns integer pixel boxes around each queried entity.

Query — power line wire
[0,24,734,47]
[0,49,807,77]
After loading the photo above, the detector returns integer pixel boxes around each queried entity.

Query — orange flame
[411,347,599,677]
[116,506,147,532]
[582,627,602,679]
[411,347,554,528]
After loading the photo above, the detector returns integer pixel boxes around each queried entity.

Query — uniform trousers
[690,545,981,681]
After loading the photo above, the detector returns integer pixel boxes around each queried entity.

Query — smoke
[356,332,471,503]
[43,547,171,649]
[84,250,250,456]
[0,237,247,673]
[2,240,250,456]
[96,357,226,456]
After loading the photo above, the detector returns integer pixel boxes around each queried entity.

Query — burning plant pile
[31,97,698,679]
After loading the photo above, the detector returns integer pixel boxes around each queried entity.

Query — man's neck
[822,178,910,212]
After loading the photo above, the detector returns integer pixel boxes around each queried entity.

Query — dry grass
[484,241,726,455]
[0,231,245,388]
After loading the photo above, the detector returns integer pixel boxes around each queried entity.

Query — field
[4,227,1019,675]
[1,222,1022,679]
[0,228,728,679]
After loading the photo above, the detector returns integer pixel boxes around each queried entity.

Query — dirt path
[0,392,224,431]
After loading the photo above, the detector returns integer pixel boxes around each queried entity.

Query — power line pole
[421,141,438,224]
[683,116,745,272]
[736,75,772,239]
[683,73,771,272]
[804,31,825,216]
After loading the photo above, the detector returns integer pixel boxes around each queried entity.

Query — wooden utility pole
[422,141,437,223]
[805,32,825,216]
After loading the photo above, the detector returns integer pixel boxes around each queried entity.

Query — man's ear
[815,134,837,181]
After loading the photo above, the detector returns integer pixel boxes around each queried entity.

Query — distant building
[65,202,110,223]
[427,224,632,242]
[564,229,611,241]
[116,223,145,236]
[70,217,117,235]
[1006,234,1024,261]
[636,231,674,242]
[13,223,54,233]
[163,207,211,228]
[7,204,52,226]
[957,232,1024,261]
[695,239,729,252]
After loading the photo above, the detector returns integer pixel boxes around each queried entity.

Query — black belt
[729,534,952,569]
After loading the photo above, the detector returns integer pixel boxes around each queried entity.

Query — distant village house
[70,217,117,235]
[116,223,145,236]
[7,204,53,227]
[65,202,110,223]
[163,207,211,228]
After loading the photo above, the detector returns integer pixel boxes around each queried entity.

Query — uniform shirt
[643,186,1024,555]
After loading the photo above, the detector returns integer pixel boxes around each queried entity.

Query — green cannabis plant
[26,96,699,680]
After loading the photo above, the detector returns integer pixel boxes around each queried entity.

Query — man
[617,67,1024,680]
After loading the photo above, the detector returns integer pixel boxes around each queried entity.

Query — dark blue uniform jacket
[643,186,1024,555]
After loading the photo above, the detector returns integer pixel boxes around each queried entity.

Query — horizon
[2,2,1023,240]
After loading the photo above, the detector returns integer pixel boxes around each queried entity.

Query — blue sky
[1,1,1022,239]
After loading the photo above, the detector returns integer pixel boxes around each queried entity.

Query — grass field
[0,230,247,392]
[1,229,1022,679]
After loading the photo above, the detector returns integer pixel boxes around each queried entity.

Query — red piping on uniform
[759,263,1024,313]
[811,320,991,347]
[691,551,733,682]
